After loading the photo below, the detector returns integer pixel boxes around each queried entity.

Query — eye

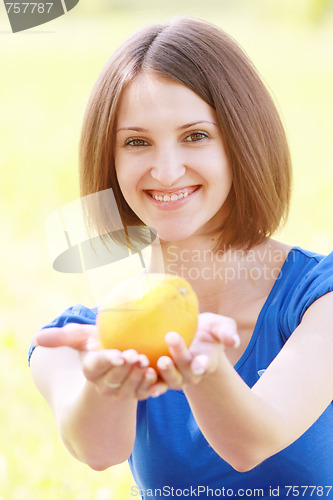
[183,131,209,142]
[124,138,149,147]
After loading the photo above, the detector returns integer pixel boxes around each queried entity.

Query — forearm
[184,354,287,472]
[57,380,137,470]
[31,346,137,470]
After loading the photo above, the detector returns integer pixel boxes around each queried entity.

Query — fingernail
[192,367,205,376]
[192,355,208,376]
[123,350,139,364]
[157,357,171,370]
[112,357,125,366]
[145,370,156,382]
[233,335,241,348]
[139,356,149,368]
[150,384,166,398]
[165,331,180,346]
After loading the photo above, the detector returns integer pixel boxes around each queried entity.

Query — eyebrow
[116,121,218,133]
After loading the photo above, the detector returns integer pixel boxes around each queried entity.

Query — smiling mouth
[145,185,200,202]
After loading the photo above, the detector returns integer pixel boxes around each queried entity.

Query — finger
[158,352,209,386]
[33,324,99,351]
[99,350,147,393]
[122,349,140,365]
[149,381,169,399]
[163,331,195,383]
[156,356,183,390]
[102,365,132,392]
[136,367,158,400]
[138,354,150,369]
[111,364,149,399]
[198,313,240,348]
[165,331,192,367]
[190,354,209,376]
[82,349,125,380]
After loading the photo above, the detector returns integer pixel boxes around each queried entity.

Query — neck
[146,236,291,315]
[147,234,217,274]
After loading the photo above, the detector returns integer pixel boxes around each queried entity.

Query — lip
[144,185,201,210]
[146,185,199,197]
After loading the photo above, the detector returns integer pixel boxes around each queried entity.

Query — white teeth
[151,190,189,202]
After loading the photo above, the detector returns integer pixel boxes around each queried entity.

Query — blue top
[28,247,333,499]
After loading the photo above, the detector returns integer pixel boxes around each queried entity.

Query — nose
[150,147,186,186]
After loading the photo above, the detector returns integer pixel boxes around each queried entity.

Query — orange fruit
[97,273,199,369]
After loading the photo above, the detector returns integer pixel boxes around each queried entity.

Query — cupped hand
[33,324,166,400]
[156,312,240,390]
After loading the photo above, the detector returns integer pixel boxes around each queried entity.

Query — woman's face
[114,72,232,243]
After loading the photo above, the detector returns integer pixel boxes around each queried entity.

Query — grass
[0,336,135,500]
[0,1,332,498]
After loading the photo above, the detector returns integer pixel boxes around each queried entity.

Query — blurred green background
[0,1,332,498]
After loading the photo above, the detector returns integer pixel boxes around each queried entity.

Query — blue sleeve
[28,304,97,366]
[283,251,333,335]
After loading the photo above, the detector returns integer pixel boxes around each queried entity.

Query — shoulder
[28,304,97,366]
[282,246,333,304]
[42,304,98,328]
[272,246,333,337]
[281,246,330,273]
[301,290,333,326]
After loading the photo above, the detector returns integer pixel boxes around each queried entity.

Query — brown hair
[79,17,292,250]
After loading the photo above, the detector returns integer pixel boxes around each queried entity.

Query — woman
[30,18,333,499]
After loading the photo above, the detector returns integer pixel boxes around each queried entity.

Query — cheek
[115,157,132,187]
[115,167,142,214]
[115,153,143,186]
[115,167,125,194]
[219,154,233,186]
[209,160,232,191]
[114,168,131,208]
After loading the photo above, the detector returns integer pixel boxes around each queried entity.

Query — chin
[156,228,198,243]
[154,228,187,241]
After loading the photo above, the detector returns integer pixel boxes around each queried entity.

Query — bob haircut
[79,17,292,251]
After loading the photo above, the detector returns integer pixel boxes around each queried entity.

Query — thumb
[33,323,99,351]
